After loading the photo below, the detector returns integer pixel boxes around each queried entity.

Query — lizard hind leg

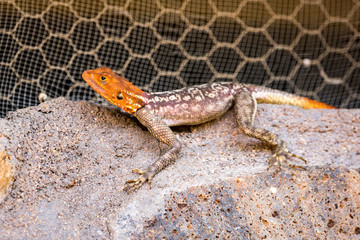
[233,90,306,174]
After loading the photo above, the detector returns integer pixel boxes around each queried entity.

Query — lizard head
[82,67,148,114]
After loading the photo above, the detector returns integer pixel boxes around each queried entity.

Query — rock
[111,167,360,239]
[0,97,359,239]
[0,150,13,203]
[0,120,18,204]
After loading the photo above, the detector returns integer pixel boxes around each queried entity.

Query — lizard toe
[123,169,150,193]
[132,168,145,174]
[123,178,145,192]
[267,150,306,176]
[287,152,306,163]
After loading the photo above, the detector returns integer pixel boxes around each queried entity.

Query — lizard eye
[100,76,106,83]
[117,92,124,100]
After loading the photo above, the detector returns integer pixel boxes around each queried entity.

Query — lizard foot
[123,168,152,193]
[267,151,306,176]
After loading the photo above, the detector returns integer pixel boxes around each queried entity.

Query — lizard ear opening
[117,92,124,100]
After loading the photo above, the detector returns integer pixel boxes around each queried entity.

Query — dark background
[1,0,359,117]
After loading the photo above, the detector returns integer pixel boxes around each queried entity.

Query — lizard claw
[267,150,307,177]
[123,168,152,193]
[132,168,144,174]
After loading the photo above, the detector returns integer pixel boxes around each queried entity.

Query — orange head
[82,67,148,114]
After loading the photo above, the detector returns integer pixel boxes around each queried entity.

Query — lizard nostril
[117,92,124,100]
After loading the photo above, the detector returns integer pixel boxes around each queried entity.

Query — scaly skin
[82,67,336,192]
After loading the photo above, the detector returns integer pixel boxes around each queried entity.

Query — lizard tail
[247,85,337,109]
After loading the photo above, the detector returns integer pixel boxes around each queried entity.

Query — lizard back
[144,81,335,126]
[145,82,240,126]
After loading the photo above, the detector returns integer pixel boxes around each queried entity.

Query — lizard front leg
[234,90,306,174]
[123,107,182,192]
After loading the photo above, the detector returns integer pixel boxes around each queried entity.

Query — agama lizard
[82,67,336,192]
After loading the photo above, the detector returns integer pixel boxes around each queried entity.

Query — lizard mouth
[81,70,108,98]
[82,70,94,83]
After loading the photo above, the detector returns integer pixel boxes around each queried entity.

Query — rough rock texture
[0,97,359,239]
[122,167,360,239]
[0,121,18,203]
[0,150,13,203]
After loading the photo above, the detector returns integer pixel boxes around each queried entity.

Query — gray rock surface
[118,167,360,239]
[0,97,359,239]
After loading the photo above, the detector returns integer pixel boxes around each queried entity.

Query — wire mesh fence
[0,0,359,117]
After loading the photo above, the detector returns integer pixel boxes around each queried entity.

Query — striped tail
[246,85,337,109]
